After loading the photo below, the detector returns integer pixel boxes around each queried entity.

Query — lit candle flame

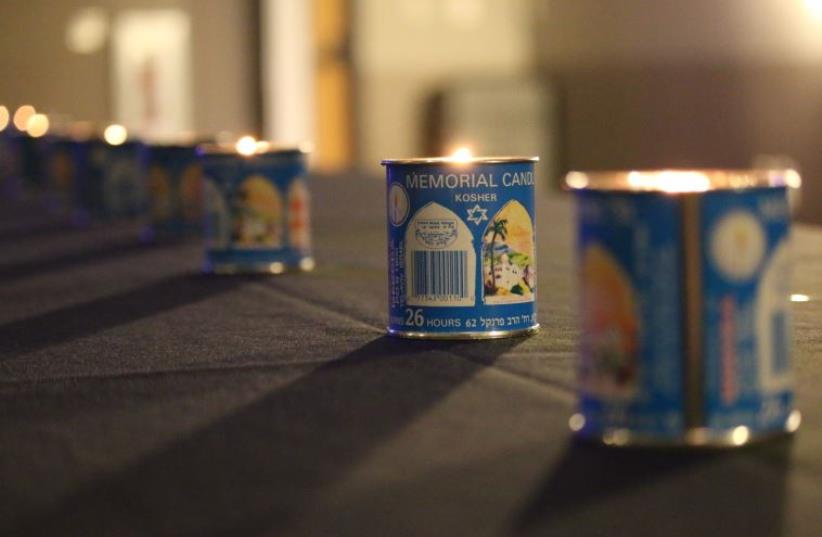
[236,135,258,156]
[627,171,711,193]
[565,172,589,189]
[450,147,473,162]
[13,105,36,131]
[104,124,128,146]
[731,426,750,446]
[806,0,822,19]
[784,169,802,189]
[786,410,802,433]
[25,113,50,138]
[568,413,586,432]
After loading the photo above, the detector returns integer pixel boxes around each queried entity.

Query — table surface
[1,175,821,537]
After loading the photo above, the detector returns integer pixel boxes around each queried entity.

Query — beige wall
[353,0,536,171]
[0,0,257,136]
[536,0,822,222]
[536,0,822,67]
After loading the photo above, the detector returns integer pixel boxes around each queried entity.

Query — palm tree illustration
[484,218,508,294]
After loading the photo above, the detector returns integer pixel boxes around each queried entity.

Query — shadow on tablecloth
[513,436,793,536]
[0,273,253,361]
[9,335,527,537]
[0,236,190,284]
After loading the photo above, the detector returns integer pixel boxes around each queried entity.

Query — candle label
[201,150,312,273]
[384,161,538,338]
[42,137,77,217]
[101,142,149,220]
[701,188,793,432]
[81,140,109,223]
[576,191,685,438]
[144,145,203,238]
[573,186,794,444]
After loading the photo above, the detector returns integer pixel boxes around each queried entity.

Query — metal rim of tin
[565,168,801,192]
[202,258,316,275]
[56,124,140,146]
[57,121,103,142]
[387,324,540,340]
[381,156,540,166]
[148,141,201,149]
[146,133,211,148]
[198,141,312,157]
[570,409,801,449]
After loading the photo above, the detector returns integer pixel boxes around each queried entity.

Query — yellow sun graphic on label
[233,175,283,247]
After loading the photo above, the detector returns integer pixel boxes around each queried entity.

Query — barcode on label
[411,250,469,299]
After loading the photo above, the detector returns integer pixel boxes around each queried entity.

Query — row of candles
[0,104,131,146]
[1,101,807,449]
[0,103,280,242]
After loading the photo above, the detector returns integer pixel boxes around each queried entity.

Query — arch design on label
[231,175,283,248]
[103,156,145,217]
[482,200,536,305]
[204,178,230,248]
[756,239,793,394]
[405,202,475,307]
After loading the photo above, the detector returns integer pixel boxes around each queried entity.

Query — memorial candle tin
[382,156,539,339]
[566,170,800,447]
[144,142,203,240]
[199,142,313,274]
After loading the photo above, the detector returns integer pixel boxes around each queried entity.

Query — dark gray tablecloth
[1,174,821,536]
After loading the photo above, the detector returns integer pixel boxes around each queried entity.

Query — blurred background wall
[3,0,822,221]
[0,0,258,135]
[352,0,535,164]
[536,0,822,221]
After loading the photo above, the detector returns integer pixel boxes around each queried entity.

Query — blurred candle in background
[567,169,799,447]
[199,138,313,274]
[143,135,205,242]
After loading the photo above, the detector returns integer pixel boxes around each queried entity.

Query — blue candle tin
[381,156,540,339]
[42,130,146,225]
[100,140,149,220]
[0,131,42,200]
[144,143,203,240]
[70,137,108,224]
[199,143,313,274]
[566,170,800,447]
[42,134,79,218]
[17,133,45,193]
[0,130,24,200]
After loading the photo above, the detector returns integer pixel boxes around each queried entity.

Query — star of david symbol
[466,204,488,226]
